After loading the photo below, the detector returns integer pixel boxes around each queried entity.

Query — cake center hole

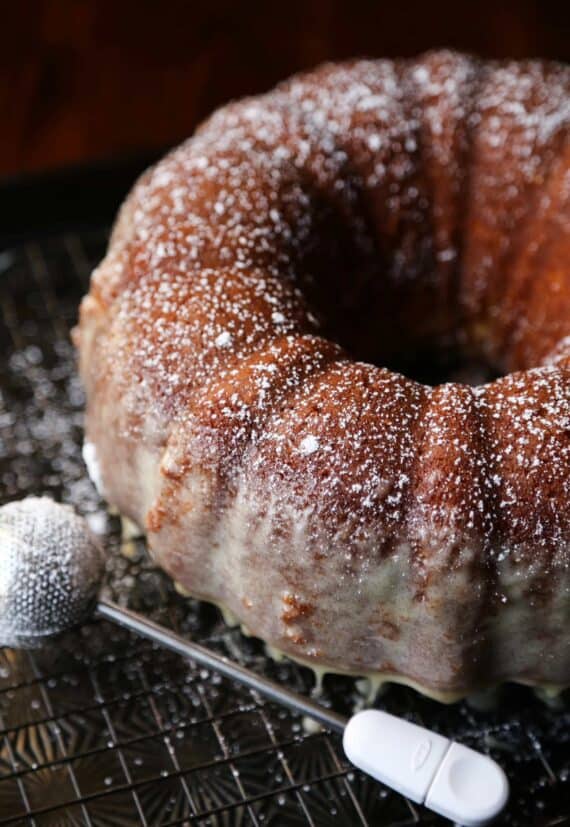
[384,347,501,387]
[307,285,501,386]
[299,215,503,386]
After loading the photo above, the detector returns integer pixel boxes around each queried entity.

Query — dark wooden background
[2,0,569,181]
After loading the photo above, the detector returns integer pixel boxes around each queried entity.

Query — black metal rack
[0,216,568,826]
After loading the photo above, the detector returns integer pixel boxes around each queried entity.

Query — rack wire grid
[0,226,569,827]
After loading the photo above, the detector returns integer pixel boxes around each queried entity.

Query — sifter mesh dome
[0,497,105,647]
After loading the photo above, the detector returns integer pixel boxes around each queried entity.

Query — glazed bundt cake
[75,51,570,699]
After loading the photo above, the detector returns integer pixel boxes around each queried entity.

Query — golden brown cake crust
[75,50,570,697]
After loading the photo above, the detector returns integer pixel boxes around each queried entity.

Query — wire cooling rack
[0,227,569,827]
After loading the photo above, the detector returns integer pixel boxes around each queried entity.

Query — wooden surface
[2,0,569,179]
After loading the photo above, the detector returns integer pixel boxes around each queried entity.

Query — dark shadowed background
[2,0,570,180]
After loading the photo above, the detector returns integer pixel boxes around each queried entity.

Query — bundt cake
[74,50,570,700]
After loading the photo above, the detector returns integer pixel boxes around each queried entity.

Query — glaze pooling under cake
[75,51,570,698]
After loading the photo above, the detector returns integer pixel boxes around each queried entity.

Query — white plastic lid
[343,709,509,825]
[425,741,509,827]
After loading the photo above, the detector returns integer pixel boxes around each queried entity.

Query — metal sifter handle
[97,598,347,733]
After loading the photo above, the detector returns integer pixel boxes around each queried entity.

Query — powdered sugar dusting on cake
[82,51,570,551]
[298,435,320,455]
[76,52,570,691]
[214,330,232,348]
